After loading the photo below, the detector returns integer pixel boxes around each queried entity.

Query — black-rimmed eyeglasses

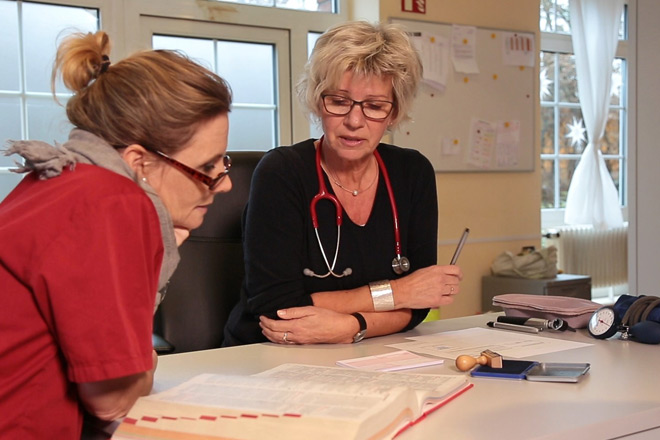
[322,94,394,121]
[147,148,231,191]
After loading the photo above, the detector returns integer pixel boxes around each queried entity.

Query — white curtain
[564,0,624,230]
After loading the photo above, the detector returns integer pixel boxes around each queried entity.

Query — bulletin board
[391,18,536,172]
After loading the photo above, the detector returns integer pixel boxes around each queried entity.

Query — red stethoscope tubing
[374,150,403,259]
[310,136,405,267]
[311,141,342,229]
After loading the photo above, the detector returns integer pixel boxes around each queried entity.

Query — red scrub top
[0,164,163,439]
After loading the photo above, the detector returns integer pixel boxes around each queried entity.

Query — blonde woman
[0,31,232,438]
[224,21,463,347]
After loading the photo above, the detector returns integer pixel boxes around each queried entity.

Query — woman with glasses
[224,21,463,347]
[0,31,232,439]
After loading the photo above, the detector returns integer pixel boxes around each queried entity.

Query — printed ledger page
[113,364,470,440]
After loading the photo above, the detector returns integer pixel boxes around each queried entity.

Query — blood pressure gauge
[587,306,621,339]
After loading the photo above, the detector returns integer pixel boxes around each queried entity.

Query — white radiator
[551,225,628,288]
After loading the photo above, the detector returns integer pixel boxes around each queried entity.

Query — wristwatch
[351,312,367,343]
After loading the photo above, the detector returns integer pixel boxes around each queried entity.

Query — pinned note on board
[451,25,479,74]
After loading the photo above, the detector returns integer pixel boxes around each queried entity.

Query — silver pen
[487,321,540,334]
[497,316,565,330]
[450,228,470,265]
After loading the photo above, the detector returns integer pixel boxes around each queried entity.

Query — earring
[142,177,148,183]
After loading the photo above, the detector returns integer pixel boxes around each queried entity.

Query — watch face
[588,306,619,339]
[353,330,367,343]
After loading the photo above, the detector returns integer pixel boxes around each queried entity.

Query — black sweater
[223,139,438,346]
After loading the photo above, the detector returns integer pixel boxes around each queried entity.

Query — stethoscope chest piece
[392,256,410,275]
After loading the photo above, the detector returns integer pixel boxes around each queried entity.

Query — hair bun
[53,31,111,93]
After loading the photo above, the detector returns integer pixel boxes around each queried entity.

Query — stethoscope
[303,136,410,278]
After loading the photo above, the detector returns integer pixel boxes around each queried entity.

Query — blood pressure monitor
[587,306,621,339]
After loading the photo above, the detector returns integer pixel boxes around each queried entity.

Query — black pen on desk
[487,321,540,334]
[450,228,470,265]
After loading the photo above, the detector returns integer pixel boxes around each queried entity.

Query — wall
[373,0,542,318]
[630,0,660,296]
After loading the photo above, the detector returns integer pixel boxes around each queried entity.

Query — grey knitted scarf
[4,129,179,307]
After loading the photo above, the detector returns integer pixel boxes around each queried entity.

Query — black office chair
[153,151,265,354]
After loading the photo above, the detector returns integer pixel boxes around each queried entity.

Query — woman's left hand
[259,306,358,345]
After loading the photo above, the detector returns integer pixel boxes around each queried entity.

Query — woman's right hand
[391,264,463,310]
[259,306,358,345]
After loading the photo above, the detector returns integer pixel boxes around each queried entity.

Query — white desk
[153,313,660,440]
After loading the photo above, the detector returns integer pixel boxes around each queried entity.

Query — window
[153,35,279,151]
[307,31,323,139]
[539,0,628,227]
[0,0,99,201]
[219,0,336,13]
[0,1,347,201]
[140,14,293,150]
[540,0,630,302]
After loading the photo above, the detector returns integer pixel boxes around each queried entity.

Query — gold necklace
[322,160,379,197]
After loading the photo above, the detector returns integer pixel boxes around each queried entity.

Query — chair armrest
[152,333,175,355]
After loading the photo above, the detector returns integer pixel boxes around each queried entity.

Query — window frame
[0,0,348,201]
[1,0,348,145]
[143,17,292,148]
[539,11,630,229]
[0,0,120,139]
[0,0,120,197]
[121,0,348,143]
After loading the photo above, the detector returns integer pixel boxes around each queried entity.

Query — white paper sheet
[451,25,479,74]
[336,350,444,372]
[411,32,449,91]
[467,118,496,168]
[502,31,535,67]
[496,119,521,167]
[387,327,592,359]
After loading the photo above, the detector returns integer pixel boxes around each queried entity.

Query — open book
[112,364,471,440]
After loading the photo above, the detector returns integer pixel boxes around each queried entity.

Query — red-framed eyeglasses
[147,148,231,191]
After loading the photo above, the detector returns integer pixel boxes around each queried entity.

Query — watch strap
[351,312,367,343]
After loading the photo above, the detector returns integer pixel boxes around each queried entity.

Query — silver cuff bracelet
[369,280,395,311]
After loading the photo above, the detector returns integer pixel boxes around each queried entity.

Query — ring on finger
[283,332,288,343]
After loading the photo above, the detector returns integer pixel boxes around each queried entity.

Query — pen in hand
[450,228,470,265]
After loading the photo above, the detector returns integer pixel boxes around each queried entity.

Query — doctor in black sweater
[224,20,463,346]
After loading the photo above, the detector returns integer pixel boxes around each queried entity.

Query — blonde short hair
[52,31,232,154]
[297,21,422,128]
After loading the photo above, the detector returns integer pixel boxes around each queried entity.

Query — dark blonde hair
[52,31,232,154]
[297,21,422,128]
